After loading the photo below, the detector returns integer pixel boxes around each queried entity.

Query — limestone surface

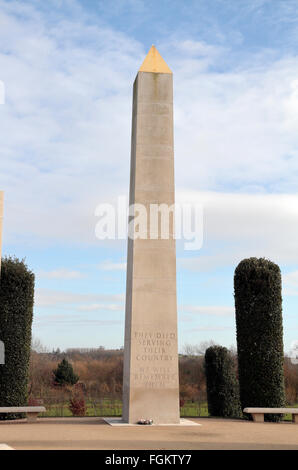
[123,47,179,424]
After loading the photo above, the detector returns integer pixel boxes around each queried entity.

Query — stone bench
[244,407,298,423]
[0,406,46,423]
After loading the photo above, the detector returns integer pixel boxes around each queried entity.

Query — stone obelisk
[123,46,179,424]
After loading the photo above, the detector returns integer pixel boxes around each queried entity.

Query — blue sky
[1,0,298,352]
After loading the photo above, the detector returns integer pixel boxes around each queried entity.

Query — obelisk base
[103,418,201,426]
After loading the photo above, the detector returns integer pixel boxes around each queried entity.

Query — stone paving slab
[0,417,297,450]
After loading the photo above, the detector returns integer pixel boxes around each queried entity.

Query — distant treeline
[29,345,298,407]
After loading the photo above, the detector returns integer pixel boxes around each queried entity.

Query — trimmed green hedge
[234,257,285,422]
[0,257,34,419]
[205,345,241,418]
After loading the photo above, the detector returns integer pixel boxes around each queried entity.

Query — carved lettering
[132,330,177,389]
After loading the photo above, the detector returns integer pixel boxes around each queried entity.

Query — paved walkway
[0,417,297,450]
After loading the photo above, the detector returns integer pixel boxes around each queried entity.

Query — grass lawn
[43,398,123,417]
[42,399,209,418]
[180,402,209,417]
[41,400,297,421]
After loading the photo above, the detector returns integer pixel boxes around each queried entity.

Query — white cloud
[38,268,86,279]
[98,260,126,271]
[1,1,298,251]
[283,270,298,284]
[185,326,233,332]
[180,305,234,316]
[34,313,121,327]
[76,303,123,312]
[283,270,298,295]
[177,190,298,270]
[172,56,298,194]
[0,0,143,246]
[34,288,124,308]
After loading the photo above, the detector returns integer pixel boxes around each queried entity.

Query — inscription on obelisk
[122,46,180,424]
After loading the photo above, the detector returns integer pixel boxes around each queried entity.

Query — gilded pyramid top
[139,45,172,74]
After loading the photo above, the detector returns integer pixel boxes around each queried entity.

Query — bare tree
[182,340,216,356]
[31,336,49,353]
